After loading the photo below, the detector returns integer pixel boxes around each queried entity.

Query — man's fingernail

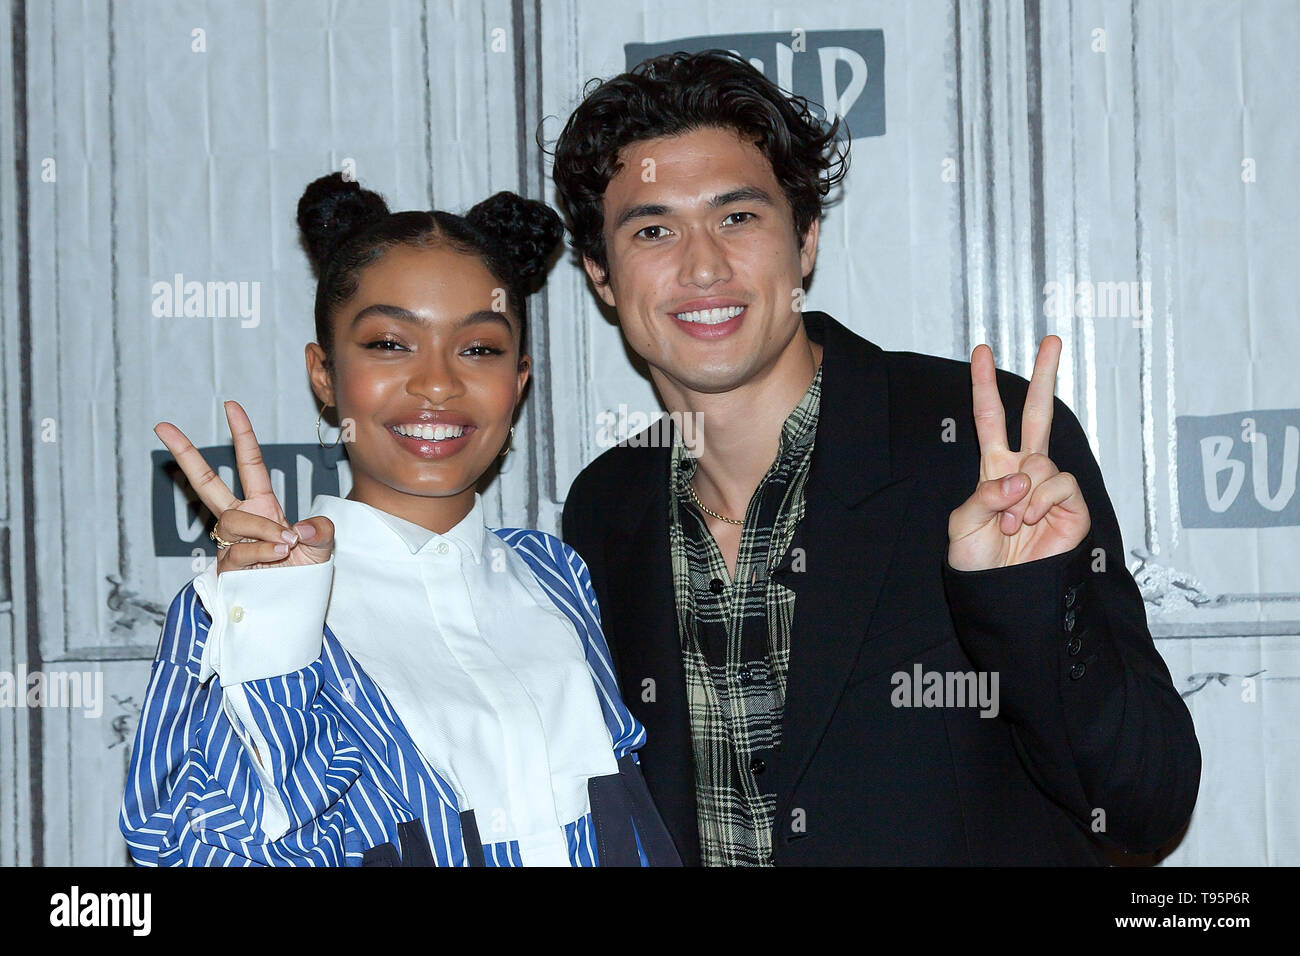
[1003,475,1026,495]
[273,543,289,557]
[294,522,316,541]
[281,529,299,545]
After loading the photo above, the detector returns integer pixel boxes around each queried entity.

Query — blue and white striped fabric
[120,528,649,867]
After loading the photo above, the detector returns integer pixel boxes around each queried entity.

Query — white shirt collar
[309,493,487,565]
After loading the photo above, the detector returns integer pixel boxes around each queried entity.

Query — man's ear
[799,217,820,279]
[305,342,335,407]
[582,255,617,308]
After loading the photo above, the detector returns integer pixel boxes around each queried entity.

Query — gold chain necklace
[688,480,744,526]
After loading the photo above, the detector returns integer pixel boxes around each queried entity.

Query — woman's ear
[516,353,532,402]
[305,342,335,406]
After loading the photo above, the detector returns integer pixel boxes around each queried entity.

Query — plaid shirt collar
[667,364,823,866]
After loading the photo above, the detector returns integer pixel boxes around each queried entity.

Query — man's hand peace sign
[155,400,335,575]
[947,336,1091,572]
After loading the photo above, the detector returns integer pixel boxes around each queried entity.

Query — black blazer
[562,311,1200,865]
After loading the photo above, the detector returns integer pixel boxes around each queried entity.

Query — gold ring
[209,527,236,549]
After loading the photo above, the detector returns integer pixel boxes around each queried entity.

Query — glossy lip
[386,410,477,460]
[668,297,748,341]
[386,409,475,428]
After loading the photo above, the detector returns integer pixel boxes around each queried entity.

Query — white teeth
[674,305,744,325]
[394,423,466,441]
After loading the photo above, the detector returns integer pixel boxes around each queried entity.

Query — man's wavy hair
[551,49,850,283]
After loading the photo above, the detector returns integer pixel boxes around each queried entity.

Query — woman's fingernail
[1003,475,1026,495]
[273,543,289,557]
[281,529,299,545]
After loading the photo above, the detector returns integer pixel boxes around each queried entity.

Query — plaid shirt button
[669,365,822,867]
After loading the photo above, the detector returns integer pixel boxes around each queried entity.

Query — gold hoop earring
[317,405,341,449]
[499,425,514,458]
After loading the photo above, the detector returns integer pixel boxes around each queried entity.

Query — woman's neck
[345,475,478,535]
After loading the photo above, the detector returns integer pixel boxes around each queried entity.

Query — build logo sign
[626,30,885,140]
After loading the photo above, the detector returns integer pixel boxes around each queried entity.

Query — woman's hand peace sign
[947,335,1091,572]
[155,400,335,575]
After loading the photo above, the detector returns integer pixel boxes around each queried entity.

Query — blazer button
[749,756,766,775]
[1069,662,1086,680]
[1067,636,1082,657]
[709,578,724,594]
[1064,608,1077,633]
[1065,585,1080,608]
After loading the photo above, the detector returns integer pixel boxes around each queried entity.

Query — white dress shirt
[192,493,618,866]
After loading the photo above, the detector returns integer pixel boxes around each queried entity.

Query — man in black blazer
[552,50,1200,865]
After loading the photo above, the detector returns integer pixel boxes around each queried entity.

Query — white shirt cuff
[193,556,334,685]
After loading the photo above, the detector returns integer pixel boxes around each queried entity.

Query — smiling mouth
[672,305,746,325]
[391,423,471,442]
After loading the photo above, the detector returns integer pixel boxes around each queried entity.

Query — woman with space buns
[120,173,678,867]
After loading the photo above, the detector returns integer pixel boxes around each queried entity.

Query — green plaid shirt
[668,366,822,866]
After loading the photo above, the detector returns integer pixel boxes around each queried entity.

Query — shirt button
[435,542,450,555]
[1067,636,1082,657]
[1069,662,1087,680]
[709,578,724,594]
[678,458,693,471]
[749,757,766,775]
[1064,608,1077,633]
[229,605,245,624]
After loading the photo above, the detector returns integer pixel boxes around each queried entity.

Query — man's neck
[655,331,823,520]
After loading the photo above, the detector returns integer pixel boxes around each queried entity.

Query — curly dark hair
[551,49,849,282]
[296,173,563,362]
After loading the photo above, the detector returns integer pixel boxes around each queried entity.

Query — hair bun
[466,192,564,286]
[297,172,390,276]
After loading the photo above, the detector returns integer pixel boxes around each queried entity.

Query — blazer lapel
[604,441,701,864]
[773,313,919,809]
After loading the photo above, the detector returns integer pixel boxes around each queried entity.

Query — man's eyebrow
[612,187,778,231]
[613,203,670,230]
[350,304,513,331]
[709,186,777,208]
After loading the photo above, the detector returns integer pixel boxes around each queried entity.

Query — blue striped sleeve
[557,538,647,761]
[120,583,365,866]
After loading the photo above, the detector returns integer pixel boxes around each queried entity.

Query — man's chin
[665,362,759,396]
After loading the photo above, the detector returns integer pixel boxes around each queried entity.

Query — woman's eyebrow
[455,309,513,331]
[351,303,421,327]
[350,304,512,331]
